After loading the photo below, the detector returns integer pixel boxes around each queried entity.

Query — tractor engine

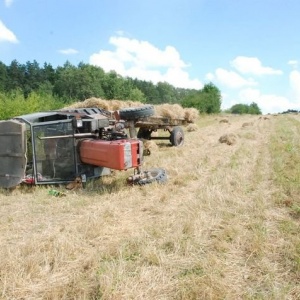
[79,138,143,171]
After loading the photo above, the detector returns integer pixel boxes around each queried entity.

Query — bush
[0,90,66,120]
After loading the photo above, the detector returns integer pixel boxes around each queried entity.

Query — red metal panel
[79,139,141,170]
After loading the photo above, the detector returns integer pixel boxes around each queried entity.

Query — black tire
[119,105,154,120]
[137,128,152,139]
[136,168,167,185]
[170,126,184,146]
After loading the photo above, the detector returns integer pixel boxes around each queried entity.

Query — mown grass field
[0,113,299,299]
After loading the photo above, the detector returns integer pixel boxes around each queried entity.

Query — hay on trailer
[64,98,110,110]
[186,123,198,132]
[154,104,185,120]
[219,133,237,145]
[63,98,144,111]
[64,98,199,122]
[109,100,144,111]
[184,108,199,123]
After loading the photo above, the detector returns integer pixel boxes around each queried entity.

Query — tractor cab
[0,108,114,188]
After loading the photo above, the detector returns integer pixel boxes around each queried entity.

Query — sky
[1,0,300,114]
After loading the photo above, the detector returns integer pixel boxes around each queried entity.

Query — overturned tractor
[0,105,183,189]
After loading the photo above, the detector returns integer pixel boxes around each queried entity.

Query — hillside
[0,113,299,299]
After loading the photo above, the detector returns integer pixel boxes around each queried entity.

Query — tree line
[228,102,262,115]
[0,59,262,119]
[0,59,211,104]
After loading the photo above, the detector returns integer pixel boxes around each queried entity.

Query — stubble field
[0,113,299,299]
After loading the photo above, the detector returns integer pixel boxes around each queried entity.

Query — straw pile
[143,140,159,152]
[64,97,144,111]
[63,98,199,123]
[242,122,254,128]
[219,133,237,145]
[186,123,198,132]
[184,108,199,123]
[154,103,185,119]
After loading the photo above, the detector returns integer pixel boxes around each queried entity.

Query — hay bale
[184,108,199,123]
[154,103,185,119]
[64,98,111,110]
[219,133,237,145]
[242,122,254,127]
[142,140,159,155]
[109,100,144,111]
[186,123,198,132]
[63,98,144,111]
[219,118,229,124]
[85,98,111,110]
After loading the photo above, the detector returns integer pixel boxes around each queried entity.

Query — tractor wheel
[137,128,152,139]
[170,126,184,146]
[119,105,154,120]
[136,168,167,185]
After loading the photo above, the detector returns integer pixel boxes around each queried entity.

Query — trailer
[135,116,186,147]
[114,106,187,147]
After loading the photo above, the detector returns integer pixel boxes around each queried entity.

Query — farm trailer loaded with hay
[0,105,185,189]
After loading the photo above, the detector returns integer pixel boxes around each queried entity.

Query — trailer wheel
[119,105,154,120]
[137,128,152,139]
[170,126,184,146]
[137,168,167,185]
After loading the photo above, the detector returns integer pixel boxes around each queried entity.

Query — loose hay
[242,122,254,127]
[186,123,198,132]
[184,108,199,123]
[219,133,237,145]
[63,98,144,111]
[142,140,159,155]
[219,118,229,124]
[143,140,159,151]
[154,103,185,120]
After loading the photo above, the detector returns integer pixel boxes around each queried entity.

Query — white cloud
[0,20,18,43]
[290,70,300,101]
[89,36,202,89]
[214,68,257,89]
[231,56,282,75]
[207,57,300,114]
[288,60,298,69]
[238,88,296,114]
[205,72,214,81]
[4,0,13,7]
[58,48,79,55]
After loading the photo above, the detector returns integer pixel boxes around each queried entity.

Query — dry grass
[1,113,300,299]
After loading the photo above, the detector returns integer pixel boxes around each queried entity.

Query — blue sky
[1,0,300,114]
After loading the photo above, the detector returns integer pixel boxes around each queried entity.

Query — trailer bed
[135,116,188,129]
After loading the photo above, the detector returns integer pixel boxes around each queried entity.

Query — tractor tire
[136,168,167,185]
[170,126,184,146]
[137,128,152,139]
[119,105,154,120]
